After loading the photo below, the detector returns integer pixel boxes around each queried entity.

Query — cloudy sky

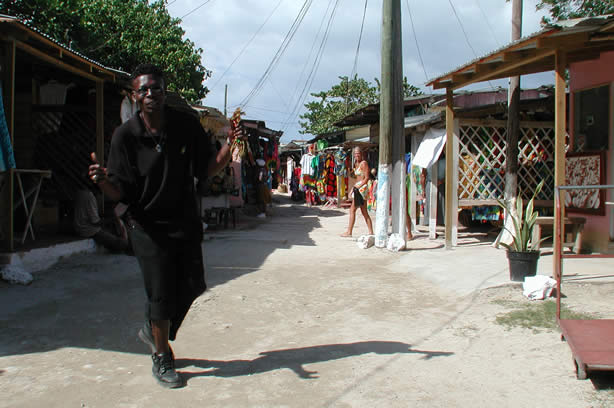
[166,0,552,143]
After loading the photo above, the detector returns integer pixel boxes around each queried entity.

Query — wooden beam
[598,21,614,33]
[553,49,566,279]
[15,40,103,82]
[475,61,503,75]
[445,88,454,249]
[537,32,589,49]
[461,49,556,88]
[432,81,451,90]
[451,71,475,84]
[502,51,525,63]
[1,21,116,80]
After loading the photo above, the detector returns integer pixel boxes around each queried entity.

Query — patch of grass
[491,299,517,307]
[495,300,596,332]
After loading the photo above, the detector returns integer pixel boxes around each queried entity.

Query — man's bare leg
[151,319,170,354]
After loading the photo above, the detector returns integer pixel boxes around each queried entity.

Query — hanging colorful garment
[301,174,316,191]
[472,206,502,221]
[0,83,16,171]
[325,154,336,198]
[316,179,326,196]
[334,150,348,177]
[367,180,377,211]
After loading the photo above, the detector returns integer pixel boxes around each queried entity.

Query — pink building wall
[569,51,614,251]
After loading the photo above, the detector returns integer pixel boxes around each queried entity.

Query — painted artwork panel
[565,152,605,215]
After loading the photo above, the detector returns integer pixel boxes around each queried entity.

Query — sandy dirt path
[1,198,614,407]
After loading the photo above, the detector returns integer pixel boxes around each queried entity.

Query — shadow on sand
[176,341,453,381]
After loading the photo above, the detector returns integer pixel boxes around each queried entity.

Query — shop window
[573,84,610,151]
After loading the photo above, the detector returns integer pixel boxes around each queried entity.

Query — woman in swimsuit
[341,146,374,237]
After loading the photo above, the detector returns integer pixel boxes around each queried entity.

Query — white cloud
[168,0,551,142]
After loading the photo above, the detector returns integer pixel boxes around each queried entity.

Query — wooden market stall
[426,15,614,260]
[0,16,125,252]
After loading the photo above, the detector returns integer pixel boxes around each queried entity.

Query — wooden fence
[458,119,566,207]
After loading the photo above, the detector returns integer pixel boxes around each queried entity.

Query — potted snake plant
[497,180,549,282]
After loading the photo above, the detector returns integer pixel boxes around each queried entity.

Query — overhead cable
[350,0,369,79]
[209,0,284,93]
[405,0,429,82]
[282,0,341,133]
[447,0,478,58]
[286,0,337,117]
[448,0,496,90]
[239,0,315,108]
[474,0,501,47]
[180,0,215,20]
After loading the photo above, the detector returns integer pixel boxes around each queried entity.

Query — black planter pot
[506,250,540,282]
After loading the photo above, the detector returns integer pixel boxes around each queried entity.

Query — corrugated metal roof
[425,27,553,86]
[0,14,126,77]
[427,14,614,90]
[404,111,442,129]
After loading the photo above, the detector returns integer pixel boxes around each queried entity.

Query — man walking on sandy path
[88,63,238,388]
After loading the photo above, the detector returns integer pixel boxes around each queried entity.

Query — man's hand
[88,152,107,184]
[228,126,243,145]
[88,152,122,202]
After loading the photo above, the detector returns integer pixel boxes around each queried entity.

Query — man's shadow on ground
[176,340,453,381]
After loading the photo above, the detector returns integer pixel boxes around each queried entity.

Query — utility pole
[496,0,522,247]
[224,84,228,117]
[375,0,404,247]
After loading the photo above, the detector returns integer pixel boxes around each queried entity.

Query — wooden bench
[532,216,586,254]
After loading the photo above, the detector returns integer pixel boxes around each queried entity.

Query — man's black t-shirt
[106,107,211,236]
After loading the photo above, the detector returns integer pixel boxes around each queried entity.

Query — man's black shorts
[128,223,206,324]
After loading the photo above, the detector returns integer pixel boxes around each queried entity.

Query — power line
[405,0,429,82]
[266,76,290,107]
[447,0,478,58]
[350,0,369,79]
[242,105,293,115]
[282,0,341,134]
[286,0,336,116]
[180,0,215,20]
[474,0,501,48]
[447,0,496,90]
[209,0,284,92]
[239,0,315,108]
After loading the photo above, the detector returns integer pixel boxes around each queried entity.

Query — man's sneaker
[152,352,182,388]
[138,321,156,354]
[138,321,174,359]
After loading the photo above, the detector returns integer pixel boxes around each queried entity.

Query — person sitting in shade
[73,182,129,253]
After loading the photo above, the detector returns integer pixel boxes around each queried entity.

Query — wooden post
[445,88,455,249]
[4,40,16,252]
[96,80,104,212]
[429,162,438,239]
[376,0,403,247]
[409,132,417,229]
[495,0,523,249]
[452,119,460,247]
[224,84,228,117]
[554,49,567,277]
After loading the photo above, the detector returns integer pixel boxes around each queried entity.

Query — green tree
[536,0,614,24]
[0,0,210,103]
[298,76,422,136]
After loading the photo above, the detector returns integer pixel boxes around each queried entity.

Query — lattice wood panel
[458,120,565,204]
